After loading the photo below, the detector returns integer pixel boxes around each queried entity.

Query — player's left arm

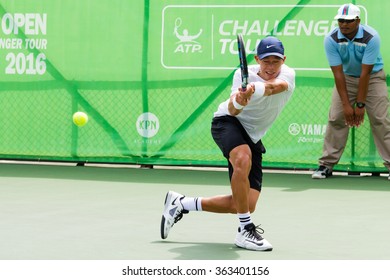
[252,67,295,97]
[263,79,289,96]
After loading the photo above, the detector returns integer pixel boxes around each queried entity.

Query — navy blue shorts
[211,115,266,191]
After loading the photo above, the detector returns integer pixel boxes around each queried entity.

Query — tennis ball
[73,112,88,127]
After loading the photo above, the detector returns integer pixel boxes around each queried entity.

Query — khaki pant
[319,69,390,170]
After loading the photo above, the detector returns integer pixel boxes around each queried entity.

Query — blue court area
[0,162,389,260]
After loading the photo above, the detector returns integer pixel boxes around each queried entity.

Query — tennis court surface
[1,162,389,260]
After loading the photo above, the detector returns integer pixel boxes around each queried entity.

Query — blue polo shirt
[324,24,383,76]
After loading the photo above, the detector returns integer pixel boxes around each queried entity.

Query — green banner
[0,0,389,172]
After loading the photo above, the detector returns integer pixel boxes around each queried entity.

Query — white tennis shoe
[160,191,188,239]
[235,223,273,251]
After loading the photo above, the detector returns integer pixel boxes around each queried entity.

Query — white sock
[181,197,202,211]
[238,212,252,230]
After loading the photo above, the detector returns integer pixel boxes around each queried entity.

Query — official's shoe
[235,223,273,251]
[312,165,333,179]
[160,191,188,239]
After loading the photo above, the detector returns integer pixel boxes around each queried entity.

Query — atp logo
[173,17,203,54]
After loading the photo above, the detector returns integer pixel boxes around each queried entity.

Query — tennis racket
[237,34,248,91]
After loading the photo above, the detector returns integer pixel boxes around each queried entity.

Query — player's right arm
[228,84,255,115]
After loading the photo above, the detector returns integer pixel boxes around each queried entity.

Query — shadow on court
[153,241,244,260]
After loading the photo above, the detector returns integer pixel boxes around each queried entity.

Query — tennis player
[161,36,296,251]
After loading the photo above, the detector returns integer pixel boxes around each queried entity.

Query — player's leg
[160,116,238,239]
[233,139,272,251]
[199,188,260,214]
[229,144,252,214]
[161,116,271,250]
[214,122,256,232]
[199,141,260,214]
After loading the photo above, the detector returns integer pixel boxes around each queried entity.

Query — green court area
[0,162,389,260]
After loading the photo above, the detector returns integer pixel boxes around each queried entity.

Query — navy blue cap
[257,36,285,59]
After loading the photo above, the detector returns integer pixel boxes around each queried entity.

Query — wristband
[232,96,244,110]
[252,82,265,97]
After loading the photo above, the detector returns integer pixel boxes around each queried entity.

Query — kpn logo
[136,112,159,138]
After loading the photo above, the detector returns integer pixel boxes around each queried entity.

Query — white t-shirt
[213,64,296,143]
